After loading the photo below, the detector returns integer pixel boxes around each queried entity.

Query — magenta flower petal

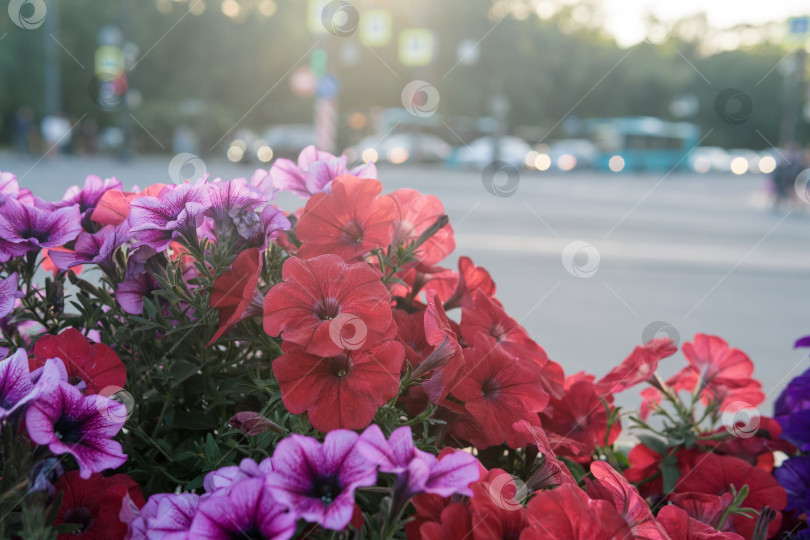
[203,457,273,493]
[0,272,19,319]
[269,158,309,198]
[130,183,210,251]
[270,145,377,198]
[189,478,296,540]
[358,425,479,498]
[266,430,377,530]
[127,493,200,539]
[0,198,82,259]
[25,380,127,479]
[48,224,128,273]
[0,349,36,420]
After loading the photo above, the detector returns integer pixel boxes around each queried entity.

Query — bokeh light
[608,155,625,172]
[557,154,577,171]
[758,155,776,174]
[730,156,748,175]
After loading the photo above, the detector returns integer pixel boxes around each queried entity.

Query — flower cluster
[773,338,810,539]
[0,145,801,539]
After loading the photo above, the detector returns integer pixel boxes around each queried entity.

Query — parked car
[347,133,452,165]
[688,146,730,173]
[546,139,598,171]
[455,136,532,170]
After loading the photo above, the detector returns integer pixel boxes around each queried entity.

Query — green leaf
[661,455,680,494]
[636,434,668,456]
[173,411,218,430]
[170,360,199,385]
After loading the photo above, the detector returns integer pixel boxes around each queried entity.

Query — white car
[455,136,532,170]
[688,146,731,173]
[348,133,452,165]
[547,139,599,170]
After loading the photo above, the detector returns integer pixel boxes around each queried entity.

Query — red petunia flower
[539,375,620,461]
[674,453,786,539]
[676,334,764,409]
[451,333,549,449]
[296,175,395,261]
[467,469,530,539]
[589,461,671,539]
[443,256,496,310]
[670,492,734,528]
[418,502,474,540]
[272,340,404,432]
[521,483,633,540]
[392,308,432,371]
[30,328,126,395]
[53,470,144,540]
[682,334,754,388]
[624,442,701,499]
[594,337,677,396]
[657,505,744,540]
[388,188,455,267]
[460,290,549,368]
[263,254,394,357]
[207,247,263,345]
[415,290,464,403]
[698,416,795,471]
[91,183,165,226]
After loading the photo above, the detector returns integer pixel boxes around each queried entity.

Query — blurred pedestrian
[40,115,72,159]
[771,144,803,211]
[12,108,33,155]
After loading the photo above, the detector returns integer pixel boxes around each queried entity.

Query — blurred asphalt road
[3,151,809,414]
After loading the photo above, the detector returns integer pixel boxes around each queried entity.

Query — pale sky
[601,0,810,46]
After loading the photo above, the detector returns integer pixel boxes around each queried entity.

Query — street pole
[43,0,60,115]
[779,48,807,147]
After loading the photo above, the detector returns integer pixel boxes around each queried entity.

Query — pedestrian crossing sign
[360,10,391,47]
[399,29,434,66]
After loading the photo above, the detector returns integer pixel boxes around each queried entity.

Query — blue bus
[584,117,700,172]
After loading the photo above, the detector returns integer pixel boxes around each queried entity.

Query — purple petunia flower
[189,478,296,540]
[775,366,810,450]
[0,350,63,421]
[358,424,479,499]
[48,223,129,275]
[25,379,128,479]
[126,492,200,540]
[265,430,377,530]
[203,456,273,494]
[270,145,377,198]
[0,197,83,262]
[57,175,122,227]
[0,272,19,319]
[129,183,211,252]
[775,456,810,514]
[0,171,33,206]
